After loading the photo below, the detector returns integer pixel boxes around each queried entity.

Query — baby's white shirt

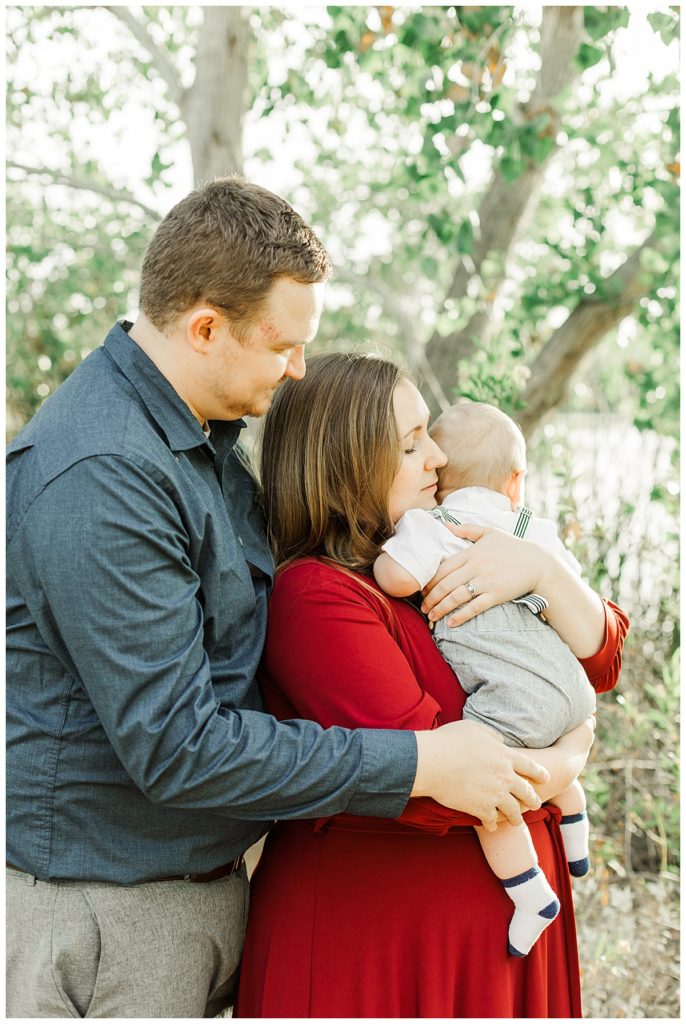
[382,486,581,590]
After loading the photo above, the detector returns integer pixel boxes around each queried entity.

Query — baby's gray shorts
[434,601,596,748]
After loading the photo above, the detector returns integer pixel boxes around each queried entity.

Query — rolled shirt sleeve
[577,598,630,694]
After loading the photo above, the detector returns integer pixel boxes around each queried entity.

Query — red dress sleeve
[578,598,630,694]
[260,559,475,832]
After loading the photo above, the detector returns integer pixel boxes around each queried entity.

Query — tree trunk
[106,4,251,183]
[422,6,586,415]
[517,234,659,439]
[183,7,251,183]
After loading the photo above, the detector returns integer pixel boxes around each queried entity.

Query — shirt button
[238,537,243,545]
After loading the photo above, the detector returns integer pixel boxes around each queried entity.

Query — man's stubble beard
[236,381,285,420]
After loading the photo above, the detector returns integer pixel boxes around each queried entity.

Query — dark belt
[6,856,244,884]
[156,856,244,883]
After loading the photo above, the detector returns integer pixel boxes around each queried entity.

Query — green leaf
[428,213,453,244]
[584,7,630,41]
[451,161,466,183]
[647,12,678,45]
[456,218,474,255]
[500,155,524,181]
[520,126,556,164]
[575,42,604,71]
[421,255,439,278]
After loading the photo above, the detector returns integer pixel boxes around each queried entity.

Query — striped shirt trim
[512,593,549,616]
[431,506,462,527]
[430,504,548,617]
[513,505,533,538]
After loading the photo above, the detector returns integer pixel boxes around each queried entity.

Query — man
[6,177,549,1017]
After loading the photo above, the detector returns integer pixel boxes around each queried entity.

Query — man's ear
[185,308,224,354]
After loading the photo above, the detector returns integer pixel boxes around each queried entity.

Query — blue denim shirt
[6,322,417,883]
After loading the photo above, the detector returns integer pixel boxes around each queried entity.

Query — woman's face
[388,379,447,524]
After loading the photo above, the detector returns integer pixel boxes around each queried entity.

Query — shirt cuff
[346,729,417,818]
[381,540,434,590]
[577,599,615,681]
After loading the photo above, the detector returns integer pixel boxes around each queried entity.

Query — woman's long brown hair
[260,352,409,571]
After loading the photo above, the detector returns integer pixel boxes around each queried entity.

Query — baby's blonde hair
[429,401,526,494]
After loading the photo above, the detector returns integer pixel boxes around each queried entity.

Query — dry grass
[575,870,680,1018]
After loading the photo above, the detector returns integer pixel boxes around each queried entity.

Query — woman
[236,353,628,1018]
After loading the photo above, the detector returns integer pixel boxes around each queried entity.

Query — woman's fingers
[422,526,552,624]
[556,717,596,755]
[422,580,470,619]
[421,571,471,615]
[443,522,486,543]
[421,554,470,599]
[444,592,492,627]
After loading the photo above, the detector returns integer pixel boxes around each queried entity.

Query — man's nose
[285,345,306,381]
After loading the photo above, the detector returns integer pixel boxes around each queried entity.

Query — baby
[374,400,596,958]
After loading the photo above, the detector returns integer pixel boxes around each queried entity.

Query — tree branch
[422,6,586,414]
[103,5,187,111]
[7,161,162,221]
[333,267,450,411]
[517,232,661,439]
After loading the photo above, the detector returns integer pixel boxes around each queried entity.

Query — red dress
[236,559,628,1018]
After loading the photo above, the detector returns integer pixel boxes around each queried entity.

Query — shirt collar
[103,321,246,453]
[444,486,512,512]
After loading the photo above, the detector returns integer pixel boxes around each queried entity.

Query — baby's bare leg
[546,778,590,876]
[475,820,537,879]
[546,777,585,816]
[474,820,559,957]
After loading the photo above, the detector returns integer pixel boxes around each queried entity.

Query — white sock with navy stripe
[560,811,590,876]
[502,865,560,957]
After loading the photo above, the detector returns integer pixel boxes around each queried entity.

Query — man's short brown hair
[139,177,333,336]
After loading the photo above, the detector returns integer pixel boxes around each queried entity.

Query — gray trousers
[6,864,249,1018]
[435,601,596,747]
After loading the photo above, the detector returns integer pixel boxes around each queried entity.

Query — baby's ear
[505,469,525,510]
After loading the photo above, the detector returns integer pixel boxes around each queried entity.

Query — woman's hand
[420,523,607,657]
[420,524,551,626]
[521,717,596,805]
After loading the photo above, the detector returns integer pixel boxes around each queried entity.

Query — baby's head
[429,401,527,510]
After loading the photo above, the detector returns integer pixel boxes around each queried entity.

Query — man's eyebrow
[275,338,310,348]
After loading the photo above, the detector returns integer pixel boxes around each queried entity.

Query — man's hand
[412,721,549,831]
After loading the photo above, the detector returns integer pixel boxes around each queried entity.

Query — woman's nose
[427,440,448,469]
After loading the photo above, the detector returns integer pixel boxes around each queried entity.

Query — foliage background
[5,4,680,1016]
